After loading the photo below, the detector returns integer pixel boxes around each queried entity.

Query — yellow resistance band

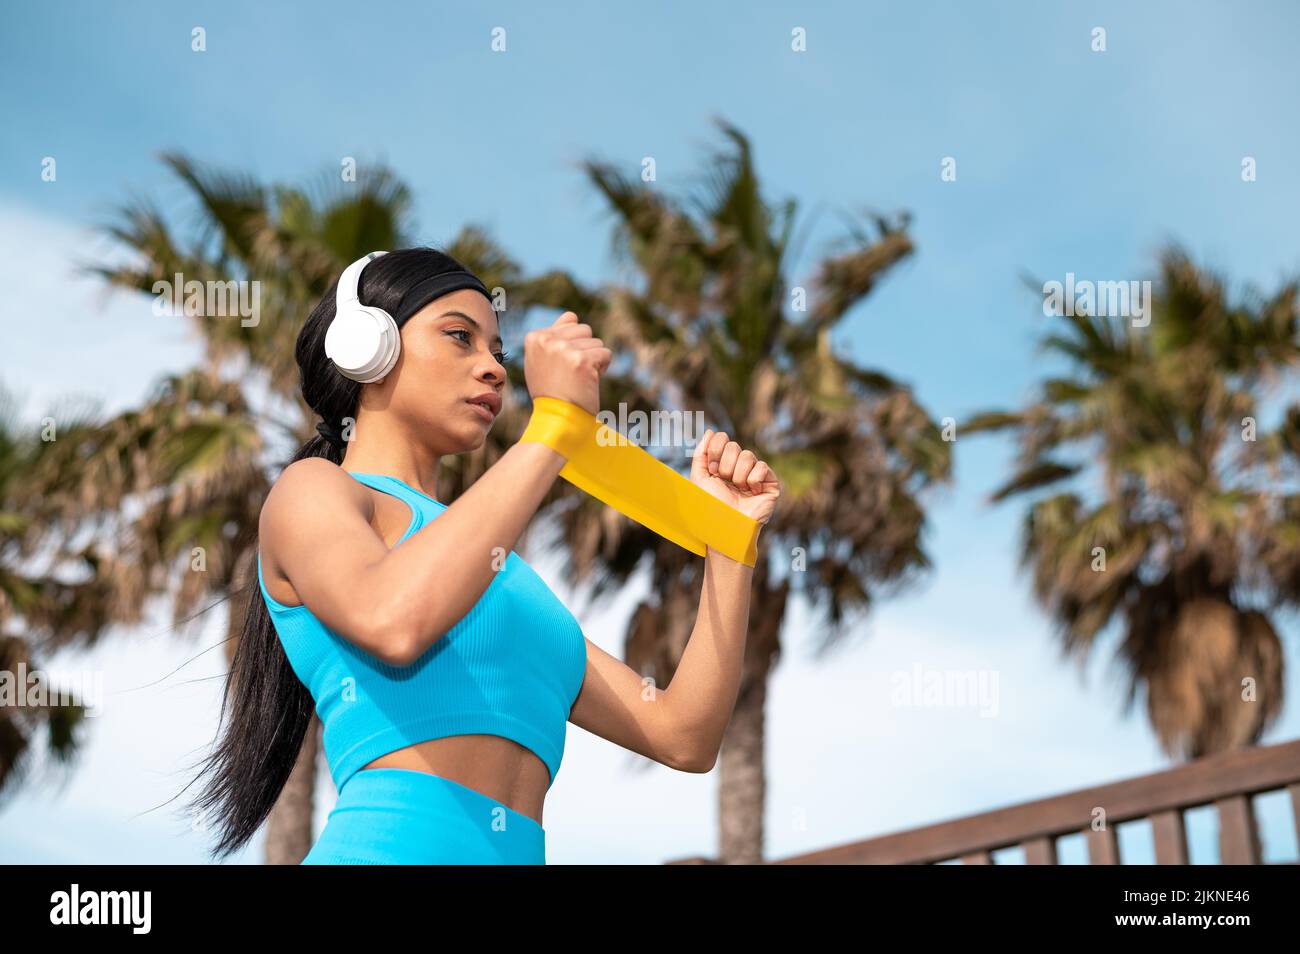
[519,397,760,566]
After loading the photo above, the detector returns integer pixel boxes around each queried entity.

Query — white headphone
[324,251,400,383]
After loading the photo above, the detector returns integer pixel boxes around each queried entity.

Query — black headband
[394,269,495,326]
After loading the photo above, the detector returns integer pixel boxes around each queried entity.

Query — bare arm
[660,547,753,769]
[568,545,754,772]
[378,439,569,662]
[259,441,566,666]
[569,428,778,772]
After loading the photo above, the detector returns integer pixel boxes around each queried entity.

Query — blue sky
[1,0,1298,864]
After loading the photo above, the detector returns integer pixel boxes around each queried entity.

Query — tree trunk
[716,573,787,865]
[717,665,770,864]
[263,714,320,864]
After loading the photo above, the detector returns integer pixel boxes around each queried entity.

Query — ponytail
[185,433,341,859]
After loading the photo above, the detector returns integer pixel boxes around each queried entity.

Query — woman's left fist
[689,428,781,525]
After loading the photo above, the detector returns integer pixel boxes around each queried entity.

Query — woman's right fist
[524,311,612,416]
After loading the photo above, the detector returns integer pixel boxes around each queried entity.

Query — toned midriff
[359,737,550,826]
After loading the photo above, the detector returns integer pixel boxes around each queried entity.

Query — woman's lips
[467,400,495,422]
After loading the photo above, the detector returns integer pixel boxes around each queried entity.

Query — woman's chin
[458,422,491,450]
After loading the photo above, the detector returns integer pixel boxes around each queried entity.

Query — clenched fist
[524,311,612,416]
[690,429,781,525]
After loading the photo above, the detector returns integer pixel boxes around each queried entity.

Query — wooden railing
[666,737,1300,864]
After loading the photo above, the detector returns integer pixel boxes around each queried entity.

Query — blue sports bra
[255,471,588,793]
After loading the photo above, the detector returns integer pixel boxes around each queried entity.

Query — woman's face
[381,288,508,453]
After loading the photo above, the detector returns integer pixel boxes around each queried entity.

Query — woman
[190,247,781,864]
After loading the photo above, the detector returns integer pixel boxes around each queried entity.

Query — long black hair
[188,247,482,860]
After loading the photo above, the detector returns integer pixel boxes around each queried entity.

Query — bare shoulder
[259,458,371,555]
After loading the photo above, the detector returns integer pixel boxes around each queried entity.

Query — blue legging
[301,767,546,864]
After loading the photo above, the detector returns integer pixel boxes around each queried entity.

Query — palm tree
[0,387,121,795]
[18,154,551,862]
[962,247,1300,760]
[521,117,953,863]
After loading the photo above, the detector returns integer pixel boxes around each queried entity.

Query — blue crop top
[255,471,588,793]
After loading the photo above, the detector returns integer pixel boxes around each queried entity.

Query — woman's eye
[449,329,508,364]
